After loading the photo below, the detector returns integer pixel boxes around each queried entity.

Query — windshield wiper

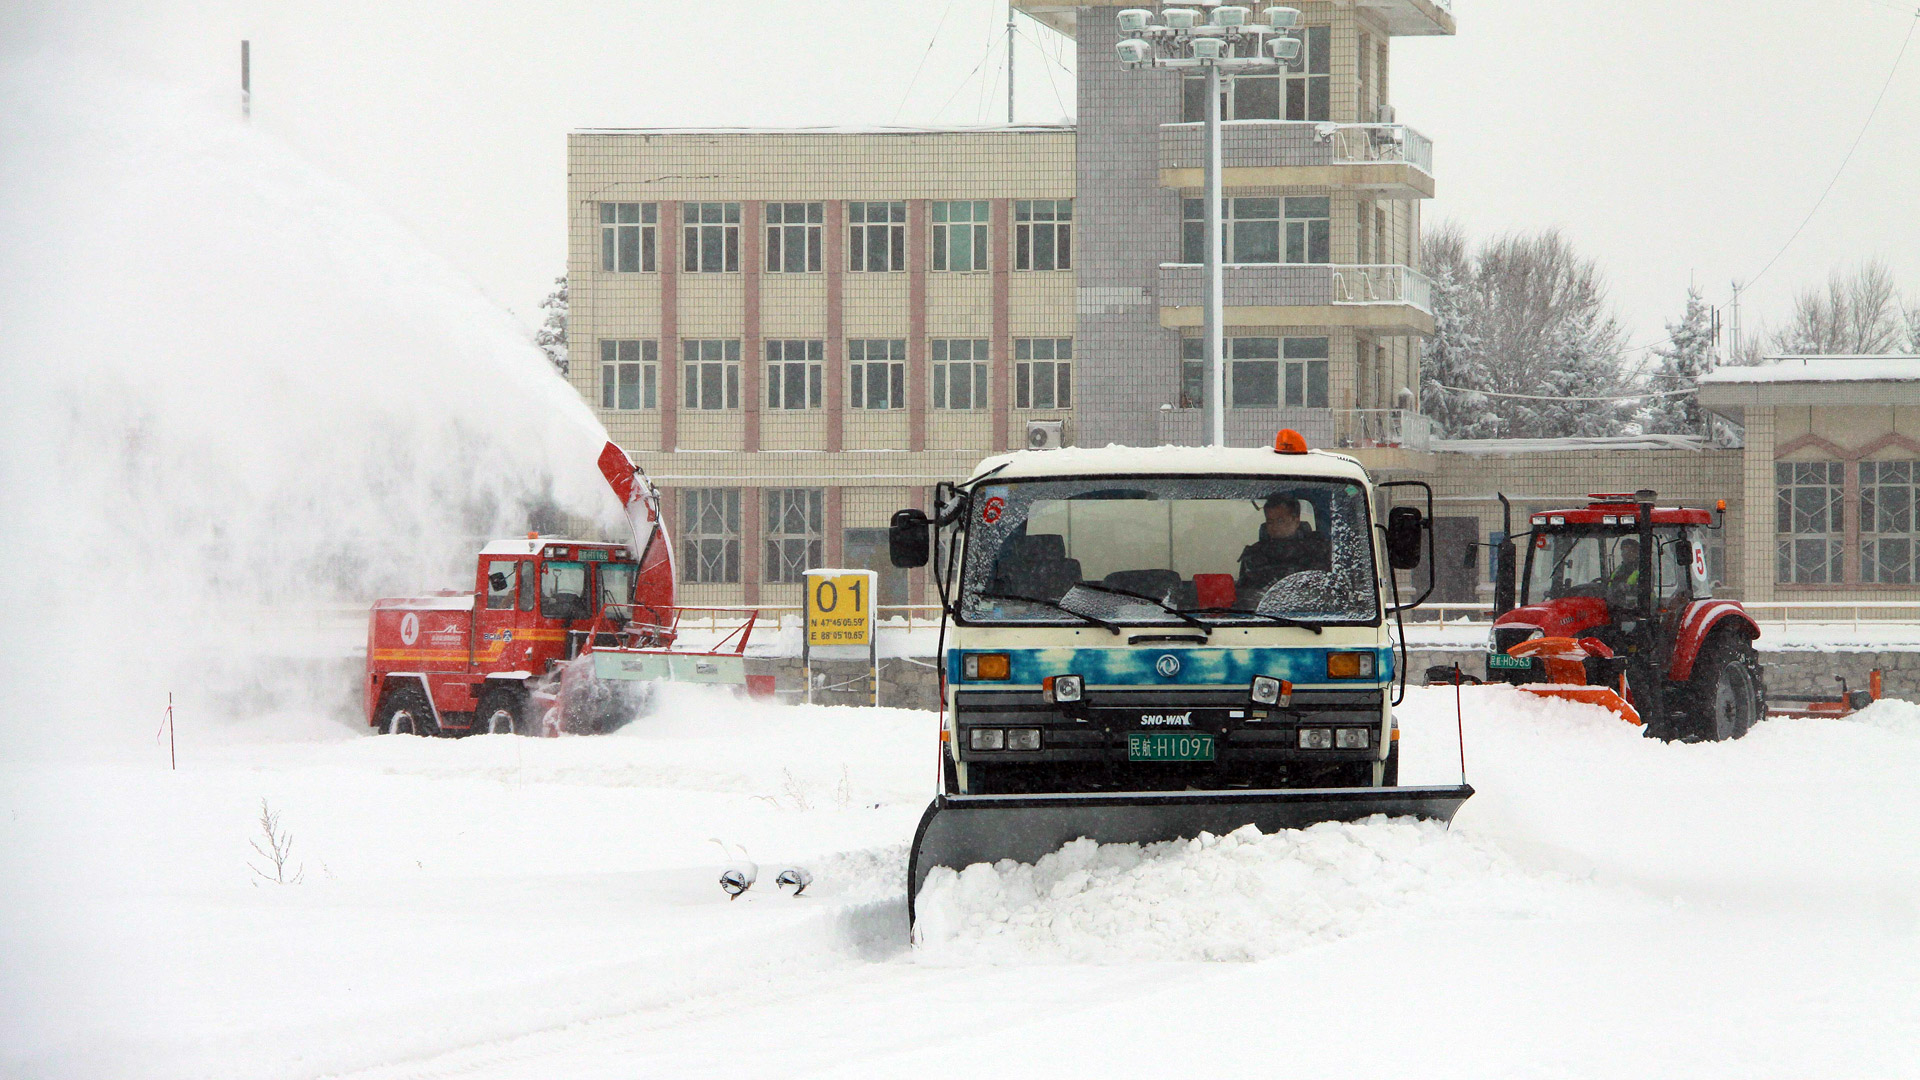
[1183,607,1326,634]
[976,591,1123,635]
[1067,582,1212,638]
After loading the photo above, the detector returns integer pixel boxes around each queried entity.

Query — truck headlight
[1005,728,1042,751]
[1335,728,1370,749]
[1298,728,1333,749]
[1250,675,1291,706]
[963,653,1011,681]
[969,728,1005,750]
[1327,652,1376,679]
[1043,674,1083,703]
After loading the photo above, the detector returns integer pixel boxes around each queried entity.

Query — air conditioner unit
[1026,419,1065,450]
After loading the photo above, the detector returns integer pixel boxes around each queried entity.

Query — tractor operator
[1236,493,1331,602]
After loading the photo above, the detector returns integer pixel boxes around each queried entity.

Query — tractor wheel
[1683,633,1763,742]
[474,686,526,736]
[378,687,439,737]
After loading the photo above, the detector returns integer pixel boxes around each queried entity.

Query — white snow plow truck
[889,431,1473,919]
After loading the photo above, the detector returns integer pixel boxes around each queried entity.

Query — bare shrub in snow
[780,768,812,811]
[248,799,304,885]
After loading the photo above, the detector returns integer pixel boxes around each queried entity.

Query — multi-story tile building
[563,1,1920,608]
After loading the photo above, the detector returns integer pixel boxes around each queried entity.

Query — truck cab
[896,441,1426,797]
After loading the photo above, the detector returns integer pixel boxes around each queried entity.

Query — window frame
[765,339,824,411]
[848,201,907,272]
[1776,460,1846,584]
[682,339,742,411]
[682,202,741,273]
[931,200,990,273]
[680,488,741,584]
[599,202,657,273]
[1182,196,1328,265]
[1861,459,1919,585]
[599,339,659,411]
[764,488,825,585]
[1182,335,1329,410]
[848,339,907,410]
[931,338,991,411]
[1014,337,1073,410]
[1015,200,1072,271]
[765,202,823,274]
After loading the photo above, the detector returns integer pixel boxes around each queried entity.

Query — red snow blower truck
[1481,490,1766,741]
[365,442,761,736]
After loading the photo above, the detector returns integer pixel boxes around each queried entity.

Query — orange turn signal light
[1716,499,1727,512]
[963,653,1011,680]
[1273,428,1309,454]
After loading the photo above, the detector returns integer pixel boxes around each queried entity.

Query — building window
[932,339,990,410]
[600,203,656,272]
[1776,461,1845,584]
[765,202,822,273]
[848,201,906,272]
[682,339,740,410]
[1184,336,1327,409]
[1182,197,1327,264]
[682,202,740,273]
[765,489,824,584]
[1015,200,1072,270]
[599,339,657,410]
[680,489,740,584]
[1182,72,1280,121]
[1015,338,1072,409]
[1291,25,1331,121]
[849,339,906,410]
[1862,460,1919,584]
[932,200,989,272]
[766,339,823,410]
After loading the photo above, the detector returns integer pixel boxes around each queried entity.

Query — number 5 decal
[1692,542,1708,580]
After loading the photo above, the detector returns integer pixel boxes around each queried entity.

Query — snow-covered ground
[4,686,1917,1080]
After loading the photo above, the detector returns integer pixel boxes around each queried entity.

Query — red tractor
[1483,490,1766,742]
[364,442,755,736]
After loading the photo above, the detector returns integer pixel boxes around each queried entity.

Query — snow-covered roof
[968,444,1371,484]
[1435,434,1717,455]
[476,538,628,557]
[1697,356,1920,384]
[573,124,1074,137]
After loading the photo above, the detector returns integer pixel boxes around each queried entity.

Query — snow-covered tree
[1419,226,1633,439]
[1767,259,1906,356]
[534,275,568,375]
[1640,286,1716,435]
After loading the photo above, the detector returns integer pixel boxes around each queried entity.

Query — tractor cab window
[518,560,536,611]
[597,562,638,620]
[484,559,518,610]
[540,561,591,621]
[1527,532,1606,601]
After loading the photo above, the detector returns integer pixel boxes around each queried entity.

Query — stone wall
[1404,646,1913,702]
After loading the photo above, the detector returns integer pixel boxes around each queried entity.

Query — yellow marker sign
[805,570,875,648]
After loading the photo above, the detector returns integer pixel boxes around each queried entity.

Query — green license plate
[1127,732,1216,762]
[1487,652,1531,670]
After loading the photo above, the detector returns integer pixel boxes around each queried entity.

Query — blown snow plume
[0,53,622,749]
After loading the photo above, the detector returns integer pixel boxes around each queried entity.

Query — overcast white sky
[8,0,1917,360]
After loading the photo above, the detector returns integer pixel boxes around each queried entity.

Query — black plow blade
[907,784,1474,923]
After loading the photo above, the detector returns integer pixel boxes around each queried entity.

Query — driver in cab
[1236,493,1331,601]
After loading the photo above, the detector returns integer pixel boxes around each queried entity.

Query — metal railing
[1324,123,1434,176]
[1330,264,1433,313]
[1345,409,1438,452]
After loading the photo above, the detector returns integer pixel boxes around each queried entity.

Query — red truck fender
[1666,599,1761,683]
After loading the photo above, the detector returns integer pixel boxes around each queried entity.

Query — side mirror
[1494,538,1517,614]
[488,572,509,592]
[889,508,931,568]
[1385,506,1423,570]
[1461,542,1478,569]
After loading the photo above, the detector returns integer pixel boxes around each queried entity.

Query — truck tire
[378,686,439,737]
[1381,740,1400,787]
[1683,633,1763,742]
[475,686,526,736]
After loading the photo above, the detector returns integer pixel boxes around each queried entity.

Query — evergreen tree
[1641,286,1716,435]
[1418,225,1495,438]
[534,275,568,375]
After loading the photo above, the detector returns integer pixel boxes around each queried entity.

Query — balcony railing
[1345,409,1438,452]
[1322,122,1433,176]
[1331,264,1432,314]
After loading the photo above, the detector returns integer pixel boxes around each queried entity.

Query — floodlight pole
[1203,62,1225,447]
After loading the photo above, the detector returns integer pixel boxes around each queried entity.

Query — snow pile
[0,54,622,749]
[913,816,1586,964]
[1851,696,1920,738]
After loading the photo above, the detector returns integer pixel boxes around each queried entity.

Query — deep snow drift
[4,686,1917,1079]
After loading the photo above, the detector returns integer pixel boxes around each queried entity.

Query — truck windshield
[958,476,1379,625]
[597,562,637,614]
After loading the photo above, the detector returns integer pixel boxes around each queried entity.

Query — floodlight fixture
[1262,6,1301,29]
[1266,35,1301,61]
[1117,8,1154,32]
[1189,36,1225,60]
[1116,38,1152,64]
[1160,8,1199,29]
[1212,5,1250,26]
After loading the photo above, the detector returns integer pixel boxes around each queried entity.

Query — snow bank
[913,817,1593,964]
[1851,696,1920,738]
[0,53,622,752]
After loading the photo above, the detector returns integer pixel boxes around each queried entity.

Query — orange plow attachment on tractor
[1505,636,1641,725]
